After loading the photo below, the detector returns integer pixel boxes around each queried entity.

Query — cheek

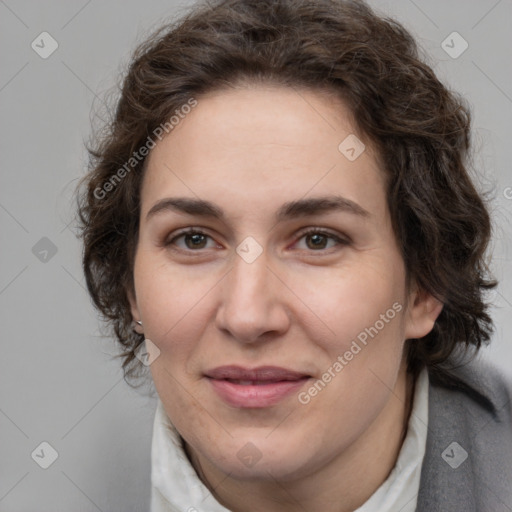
[283,259,406,352]
[133,254,215,343]
[296,310,406,452]
[149,361,218,452]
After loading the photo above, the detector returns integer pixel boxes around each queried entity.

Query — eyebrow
[145,195,370,222]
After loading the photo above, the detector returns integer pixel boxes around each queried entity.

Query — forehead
[140,85,387,221]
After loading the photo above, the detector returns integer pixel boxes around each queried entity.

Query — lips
[204,365,310,382]
[204,365,311,408]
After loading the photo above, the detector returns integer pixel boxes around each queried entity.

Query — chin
[201,435,320,482]
[218,457,310,482]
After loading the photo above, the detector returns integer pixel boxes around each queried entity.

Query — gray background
[1,0,511,510]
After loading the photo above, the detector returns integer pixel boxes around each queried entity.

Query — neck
[186,360,415,512]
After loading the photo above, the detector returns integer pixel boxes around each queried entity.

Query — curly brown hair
[76,0,497,388]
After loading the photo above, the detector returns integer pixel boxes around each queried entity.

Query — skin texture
[128,85,443,512]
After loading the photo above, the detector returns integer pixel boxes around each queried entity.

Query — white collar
[353,367,429,512]
[150,368,429,512]
[150,400,230,512]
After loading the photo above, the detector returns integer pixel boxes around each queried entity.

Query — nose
[215,248,291,344]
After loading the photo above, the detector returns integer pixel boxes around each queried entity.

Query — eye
[164,228,220,251]
[163,227,349,254]
[293,228,349,251]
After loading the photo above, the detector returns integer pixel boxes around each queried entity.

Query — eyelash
[163,227,350,253]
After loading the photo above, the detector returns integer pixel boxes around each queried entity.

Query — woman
[76,0,512,510]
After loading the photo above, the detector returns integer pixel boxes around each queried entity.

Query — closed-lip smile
[204,365,311,408]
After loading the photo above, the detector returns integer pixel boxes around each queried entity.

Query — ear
[403,282,444,340]
[126,285,144,335]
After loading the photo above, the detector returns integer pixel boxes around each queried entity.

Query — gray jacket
[417,356,512,511]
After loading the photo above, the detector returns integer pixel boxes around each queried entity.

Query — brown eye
[165,229,218,251]
[294,229,349,252]
[183,232,208,249]
[305,232,329,250]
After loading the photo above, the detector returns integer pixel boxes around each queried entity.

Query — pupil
[187,233,206,248]
[308,233,326,249]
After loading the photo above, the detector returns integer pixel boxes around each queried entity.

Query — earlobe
[404,285,444,340]
[126,286,144,334]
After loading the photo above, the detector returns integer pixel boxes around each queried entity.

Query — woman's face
[129,85,441,482]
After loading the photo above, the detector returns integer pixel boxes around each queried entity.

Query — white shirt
[150,368,429,512]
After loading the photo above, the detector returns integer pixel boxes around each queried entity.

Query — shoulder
[416,353,512,512]
[429,352,512,422]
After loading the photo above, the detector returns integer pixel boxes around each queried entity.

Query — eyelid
[294,226,351,243]
[164,227,223,249]
[289,227,351,251]
[163,226,350,253]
